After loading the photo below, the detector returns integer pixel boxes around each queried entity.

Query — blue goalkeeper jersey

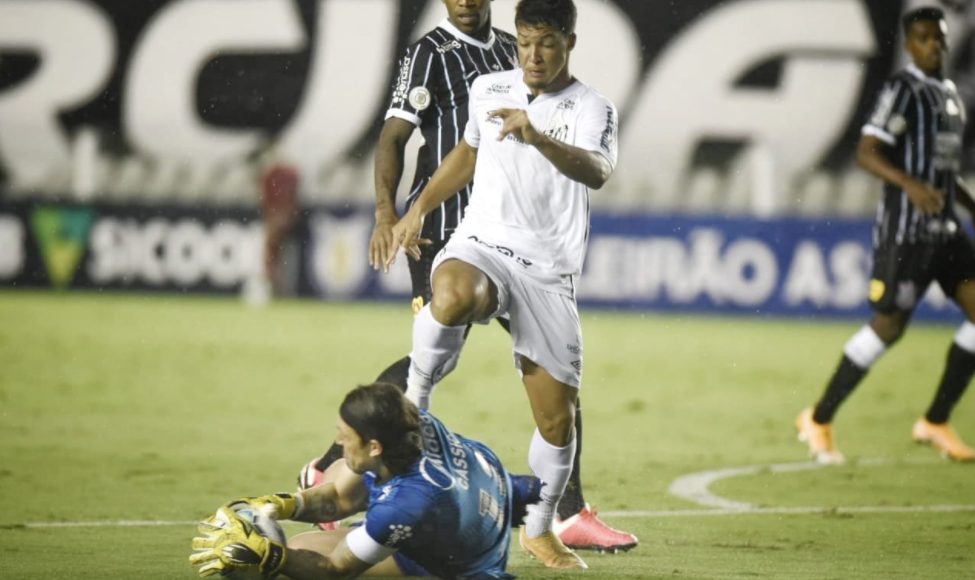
[361,411,515,580]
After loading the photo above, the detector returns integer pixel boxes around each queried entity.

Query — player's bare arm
[372,117,416,272]
[293,463,369,524]
[385,140,478,267]
[284,537,374,580]
[490,108,612,189]
[856,134,944,215]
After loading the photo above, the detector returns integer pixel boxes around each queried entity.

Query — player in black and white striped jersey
[300,0,638,554]
[797,7,975,464]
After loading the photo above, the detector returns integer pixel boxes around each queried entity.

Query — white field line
[10,457,971,528]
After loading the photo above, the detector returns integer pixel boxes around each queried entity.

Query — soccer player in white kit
[385,0,619,570]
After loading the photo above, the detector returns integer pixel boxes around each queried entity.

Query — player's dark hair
[902,7,946,34]
[340,383,422,475]
[515,0,577,35]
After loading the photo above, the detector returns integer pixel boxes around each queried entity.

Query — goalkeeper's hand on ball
[228,492,304,520]
[189,506,287,579]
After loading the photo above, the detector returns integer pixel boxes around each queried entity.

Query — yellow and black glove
[227,492,303,521]
[190,506,287,580]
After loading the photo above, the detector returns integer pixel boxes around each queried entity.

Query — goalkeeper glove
[227,492,304,520]
[190,506,287,580]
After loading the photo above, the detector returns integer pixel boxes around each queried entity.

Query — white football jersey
[457,69,618,295]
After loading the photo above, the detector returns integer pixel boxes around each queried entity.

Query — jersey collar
[438,18,496,50]
[906,63,949,90]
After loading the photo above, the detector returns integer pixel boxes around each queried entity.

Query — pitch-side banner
[0,201,962,322]
[0,0,938,195]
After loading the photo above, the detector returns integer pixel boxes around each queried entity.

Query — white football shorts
[432,234,583,388]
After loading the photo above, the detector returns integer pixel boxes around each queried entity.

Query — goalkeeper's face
[335,418,381,475]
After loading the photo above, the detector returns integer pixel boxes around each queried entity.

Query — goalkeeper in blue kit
[190,383,541,579]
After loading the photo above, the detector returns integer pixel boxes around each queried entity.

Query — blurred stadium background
[3,0,975,319]
[2,1,975,579]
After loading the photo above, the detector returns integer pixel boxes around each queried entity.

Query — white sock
[843,325,887,369]
[405,305,467,410]
[955,321,975,354]
[525,428,575,538]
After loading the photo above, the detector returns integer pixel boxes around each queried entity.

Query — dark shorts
[408,239,448,313]
[870,232,975,313]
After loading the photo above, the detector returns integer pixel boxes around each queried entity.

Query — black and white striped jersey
[862,64,967,246]
[385,18,518,242]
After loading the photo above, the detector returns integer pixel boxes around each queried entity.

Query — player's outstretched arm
[294,460,370,524]
[371,118,417,271]
[490,108,612,189]
[282,539,375,580]
[385,140,478,268]
[856,134,944,215]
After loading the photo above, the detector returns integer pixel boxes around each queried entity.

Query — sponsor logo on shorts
[868,279,885,303]
[570,360,582,373]
[467,235,532,268]
[566,343,582,355]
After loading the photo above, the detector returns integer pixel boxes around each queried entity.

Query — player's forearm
[374,120,414,220]
[283,548,367,580]
[413,141,477,216]
[533,136,612,189]
[856,137,913,190]
[292,485,359,524]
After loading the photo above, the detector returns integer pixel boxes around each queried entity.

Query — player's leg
[798,240,924,463]
[299,244,444,490]
[404,257,500,409]
[287,528,406,577]
[914,240,975,461]
[517,357,586,569]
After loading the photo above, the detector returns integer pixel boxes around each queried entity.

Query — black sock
[557,399,586,519]
[813,355,868,424]
[375,355,411,392]
[926,343,975,424]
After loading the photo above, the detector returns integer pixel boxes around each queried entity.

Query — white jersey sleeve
[574,93,618,169]
[464,77,484,148]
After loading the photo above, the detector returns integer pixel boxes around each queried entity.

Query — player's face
[517,24,575,94]
[335,418,378,475]
[906,20,948,77]
[443,0,491,38]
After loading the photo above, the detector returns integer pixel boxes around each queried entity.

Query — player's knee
[536,412,575,447]
[430,286,477,325]
[871,314,908,345]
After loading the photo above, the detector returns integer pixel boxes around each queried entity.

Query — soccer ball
[231,505,287,546]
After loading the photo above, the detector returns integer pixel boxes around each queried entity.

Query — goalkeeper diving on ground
[189,382,546,579]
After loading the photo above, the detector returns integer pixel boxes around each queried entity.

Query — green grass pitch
[0,290,973,579]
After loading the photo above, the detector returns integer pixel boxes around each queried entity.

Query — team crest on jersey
[409,87,431,111]
[412,296,424,317]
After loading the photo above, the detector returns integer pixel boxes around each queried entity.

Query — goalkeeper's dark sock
[926,342,975,423]
[375,355,411,393]
[509,474,543,528]
[557,399,586,519]
[315,444,343,472]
